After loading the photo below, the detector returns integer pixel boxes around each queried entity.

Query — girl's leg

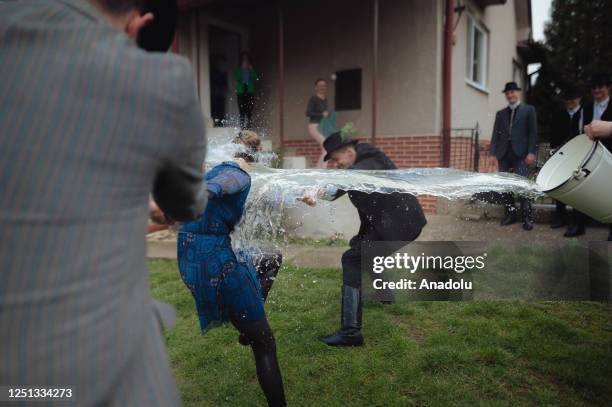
[254,252,282,301]
[239,252,282,346]
[307,123,327,168]
[232,318,286,407]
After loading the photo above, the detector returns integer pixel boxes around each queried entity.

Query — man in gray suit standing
[0,0,206,405]
[490,82,538,231]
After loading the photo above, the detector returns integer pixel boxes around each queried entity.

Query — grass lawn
[150,260,612,407]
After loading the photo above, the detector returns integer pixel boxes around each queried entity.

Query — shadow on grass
[150,260,612,407]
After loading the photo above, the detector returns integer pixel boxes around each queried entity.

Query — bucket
[536,134,612,224]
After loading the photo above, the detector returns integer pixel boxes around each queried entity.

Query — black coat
[490,103,538,160]
[583,100,612,151]
[332,143,427,241]
[550,106,582,149]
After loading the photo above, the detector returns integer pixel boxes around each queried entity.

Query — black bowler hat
[137,0,178,52]
[589,73,611,88]
[323,131,359,161]
[562,86,582,100]
[502,82,521,93]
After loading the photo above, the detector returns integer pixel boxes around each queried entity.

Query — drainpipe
[442,0,454,167]
[371,0,379,146]
[278,3,285,148]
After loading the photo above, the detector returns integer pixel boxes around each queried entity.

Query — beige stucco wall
[451,0,529,140]
[250,0,442,143]
[176,0,529,145]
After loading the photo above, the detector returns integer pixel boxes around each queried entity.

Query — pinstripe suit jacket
[0,1,207,405]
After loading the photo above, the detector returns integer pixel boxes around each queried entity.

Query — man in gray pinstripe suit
[0,0,206,405]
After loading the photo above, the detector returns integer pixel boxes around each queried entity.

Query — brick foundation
[283,135,497,213]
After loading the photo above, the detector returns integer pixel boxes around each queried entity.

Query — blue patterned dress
[177,162,264,332]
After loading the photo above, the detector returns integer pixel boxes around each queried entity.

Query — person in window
[234,52,259,129]
[490,82,538,231]
[306,78,330,168]
[177,131,286,406]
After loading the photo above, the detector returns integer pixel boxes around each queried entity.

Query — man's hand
[585,120,612,141]
[525,153,536,166]
[322,111,329,118]
[297,188,322,207]
[149,198,174,225]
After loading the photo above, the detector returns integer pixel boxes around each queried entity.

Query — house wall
[249,0,442,143]
[176,0,529,166]
[451,0,529,139]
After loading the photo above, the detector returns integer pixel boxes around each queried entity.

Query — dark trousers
[555,200,587,228]
[498,146,532,219]
[341,230,421,289]
[237,91,255,129]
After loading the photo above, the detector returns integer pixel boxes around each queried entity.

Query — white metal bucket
[536,134,612,224]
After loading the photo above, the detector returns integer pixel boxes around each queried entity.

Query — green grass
[150,260,612,407]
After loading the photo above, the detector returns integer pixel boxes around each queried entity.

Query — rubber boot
[319,285,364,347]
[501,207,517,226]
[550,201,566,229]
[564,210,586,237]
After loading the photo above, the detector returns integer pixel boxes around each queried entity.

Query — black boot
[564,223,585,237]
[319,285,364,347]
[521,199,533,231]
[501,208,517,226]
[550,201,566,229]
[564,210,586,237]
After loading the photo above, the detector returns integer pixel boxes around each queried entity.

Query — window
[466,16,488,90]
[335,68,362,111]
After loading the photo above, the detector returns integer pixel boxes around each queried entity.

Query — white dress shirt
[567,105,583,134]
[593,97,609,121]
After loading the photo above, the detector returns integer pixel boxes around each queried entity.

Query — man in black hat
[299,132,427,346]
[584,74,612,147]
[550,87,588,236]
[490,82,539,230]
[583,73,612,241]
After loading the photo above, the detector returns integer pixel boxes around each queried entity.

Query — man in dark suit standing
[583,73,612,241]
[490,82,539,230]
[583,74,611,147]
[550,87,588,237]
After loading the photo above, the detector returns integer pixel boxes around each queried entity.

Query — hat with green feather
[323,123,358,161]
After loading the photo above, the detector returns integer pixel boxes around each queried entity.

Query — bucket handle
[572,168,591,180]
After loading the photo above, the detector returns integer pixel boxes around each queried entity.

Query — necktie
[508,107,516,140]
[570,110,580,137]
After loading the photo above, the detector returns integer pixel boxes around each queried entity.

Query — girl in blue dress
[177,131,286,406]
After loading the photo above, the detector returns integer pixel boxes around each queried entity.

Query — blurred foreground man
[490,82,538,231]
[0,1,206,405]
[300,132,427,346]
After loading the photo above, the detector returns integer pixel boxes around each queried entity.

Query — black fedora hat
[137,0,178,52]
[323,131,359,162]
[589,73,611,88]
[562,86,582,100]
[502,82,521,93]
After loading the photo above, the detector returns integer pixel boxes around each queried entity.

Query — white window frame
[465,15,489,92]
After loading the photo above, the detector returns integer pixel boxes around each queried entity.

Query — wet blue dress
[177,162,264,332]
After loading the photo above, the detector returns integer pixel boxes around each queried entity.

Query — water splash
[204,141,544,246]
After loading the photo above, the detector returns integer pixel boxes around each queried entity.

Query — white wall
[451,0,528,139]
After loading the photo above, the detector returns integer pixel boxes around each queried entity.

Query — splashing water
[204,139,544,246]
